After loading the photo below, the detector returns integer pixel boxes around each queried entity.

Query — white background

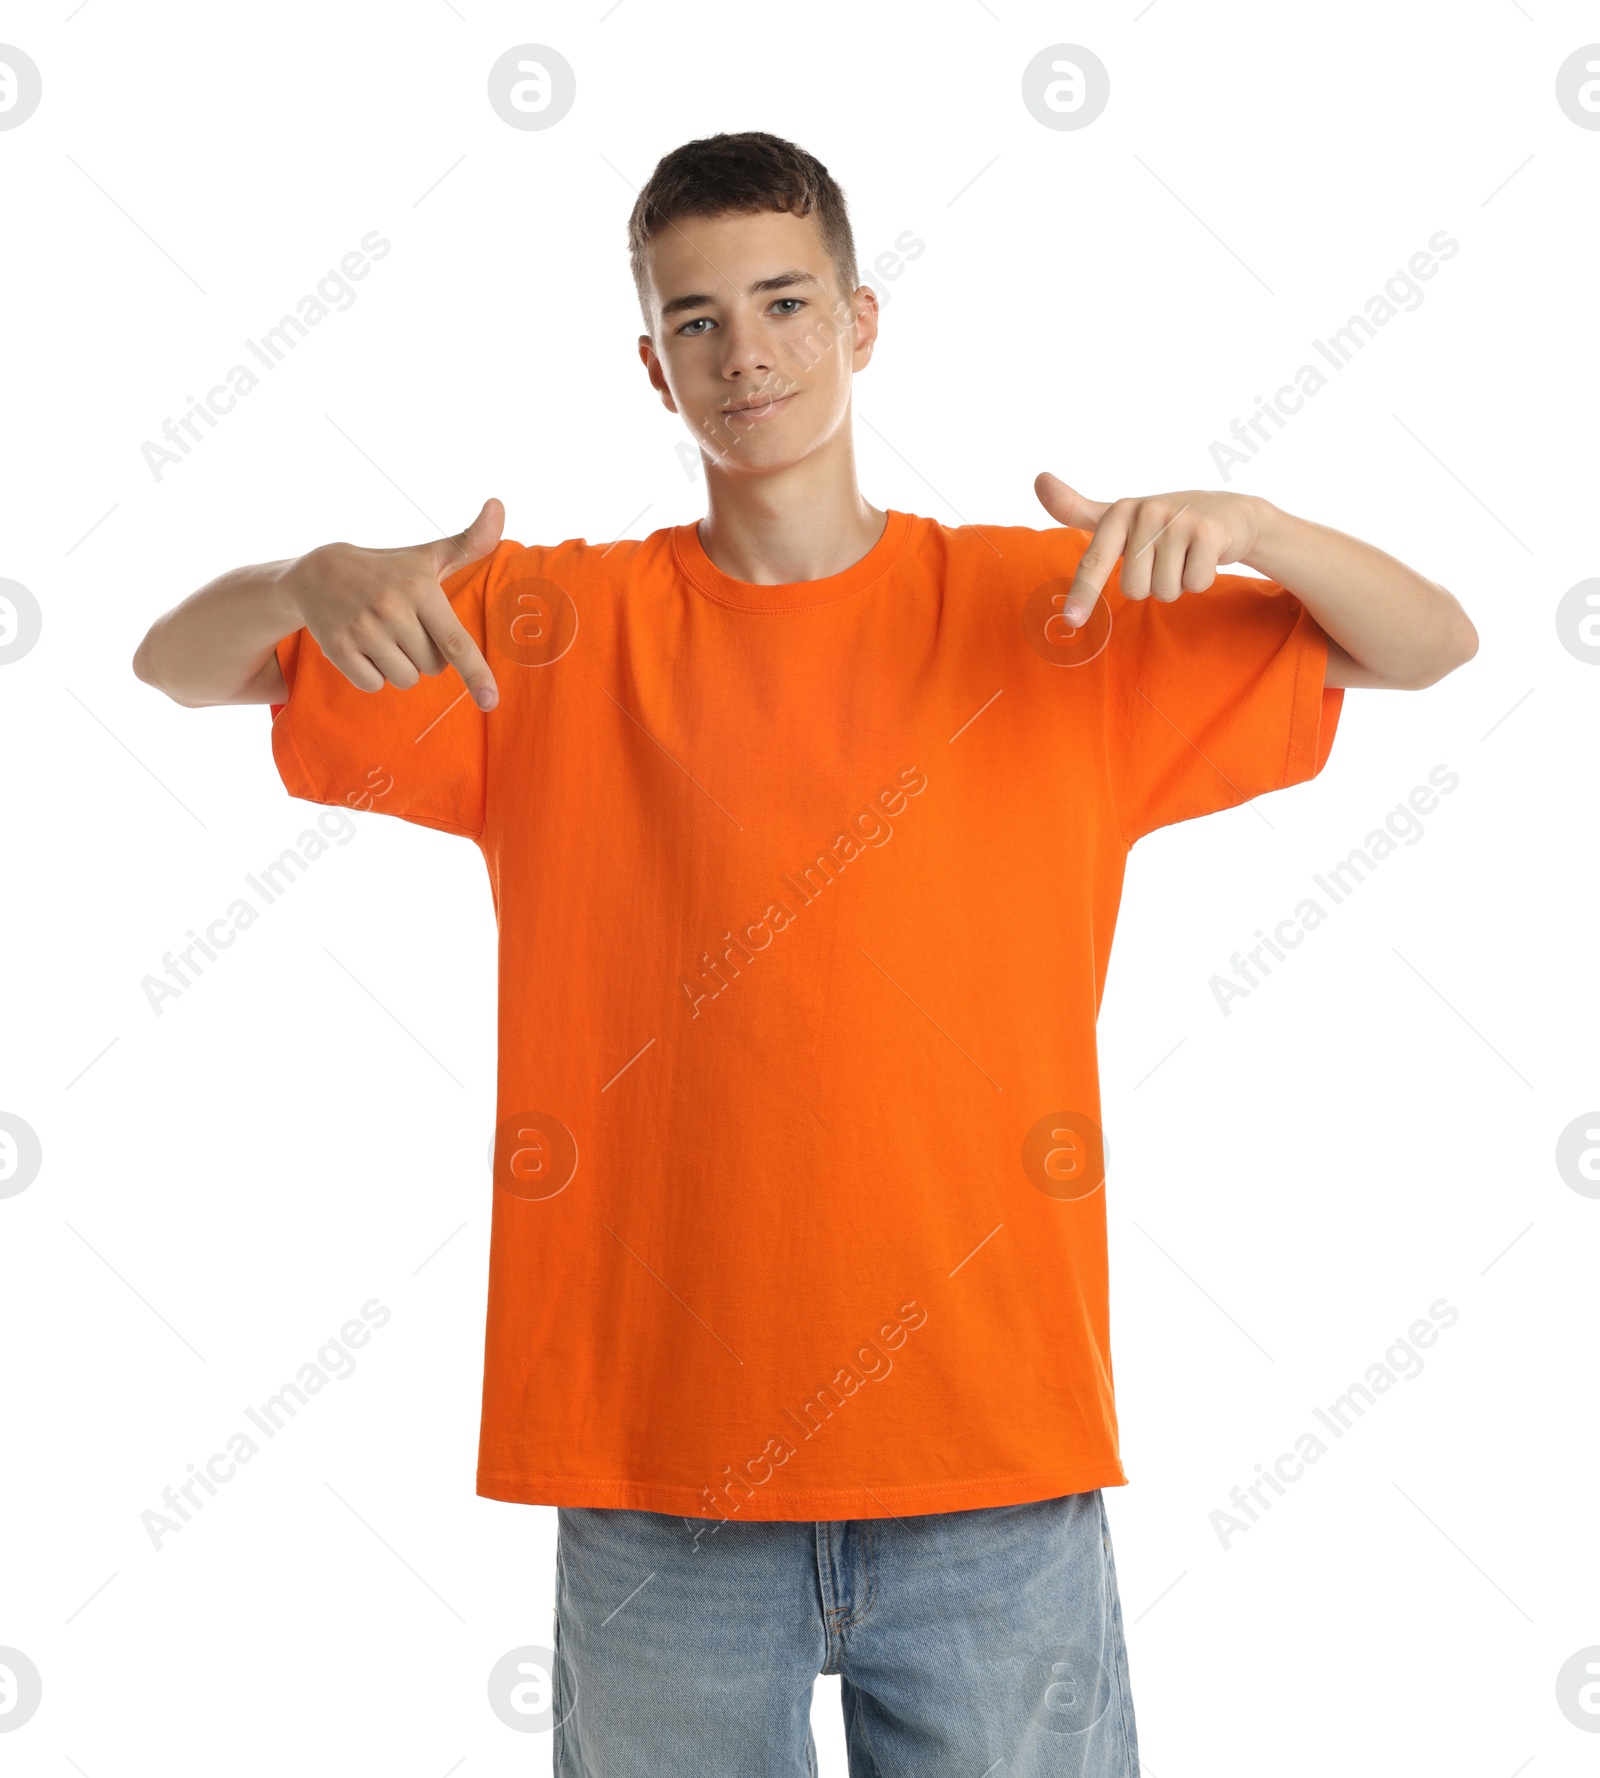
[2,1,1597,1772]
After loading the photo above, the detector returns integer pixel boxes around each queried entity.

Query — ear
[850,285,881,371]
[638,335,678,412]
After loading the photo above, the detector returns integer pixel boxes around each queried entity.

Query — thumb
[428,497,505,579]
[1034,472,1107,532]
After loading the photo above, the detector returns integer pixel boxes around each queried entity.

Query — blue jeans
[552,1491,1139,1776]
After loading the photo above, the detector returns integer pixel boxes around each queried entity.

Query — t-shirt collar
[670,509,912,612]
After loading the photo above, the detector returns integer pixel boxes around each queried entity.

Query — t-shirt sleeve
[268,543,508,841]
[1103,571,1344,847]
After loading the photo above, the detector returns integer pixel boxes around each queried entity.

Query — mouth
[721,392,796,423]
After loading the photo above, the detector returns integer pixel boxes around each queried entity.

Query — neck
[697,425,886,584]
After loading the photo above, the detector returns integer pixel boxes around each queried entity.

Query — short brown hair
[627,131,859,329]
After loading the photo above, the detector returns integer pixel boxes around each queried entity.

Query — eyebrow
[658,268,823,321]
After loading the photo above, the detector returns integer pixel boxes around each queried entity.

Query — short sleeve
[268,543,508,842]
[1104,572,1343,847]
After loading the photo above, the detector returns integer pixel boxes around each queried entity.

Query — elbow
[130,632,179,700]
[1408,591,1478,689]
[131,632,159,690]
[1439,602,1480,680]
[131,630,200,707]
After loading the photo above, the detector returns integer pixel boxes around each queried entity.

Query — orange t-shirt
[270,509,1342,1521]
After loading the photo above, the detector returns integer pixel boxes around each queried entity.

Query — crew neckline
[671,509,912,612]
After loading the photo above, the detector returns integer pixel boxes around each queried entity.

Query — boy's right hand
[288,497,504,712]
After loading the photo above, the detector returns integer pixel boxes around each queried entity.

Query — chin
[707,431,813,476]
[715,412,839,470]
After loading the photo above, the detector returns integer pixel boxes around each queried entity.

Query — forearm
[133,559,301,707]
[1244,498,1478,690]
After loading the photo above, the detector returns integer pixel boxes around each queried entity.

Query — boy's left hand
[1035,471,1268,628]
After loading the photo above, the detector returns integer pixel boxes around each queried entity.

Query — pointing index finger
[1060,503,1129,628]
[417,584,499,712]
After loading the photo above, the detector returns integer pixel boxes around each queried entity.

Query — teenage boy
[134,131,1477,1776]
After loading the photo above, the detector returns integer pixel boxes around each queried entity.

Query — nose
[716,307,777,383]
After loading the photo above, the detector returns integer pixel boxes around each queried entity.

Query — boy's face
[637,208,878,477]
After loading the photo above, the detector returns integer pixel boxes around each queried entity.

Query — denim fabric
[552,1490,1138,1776]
